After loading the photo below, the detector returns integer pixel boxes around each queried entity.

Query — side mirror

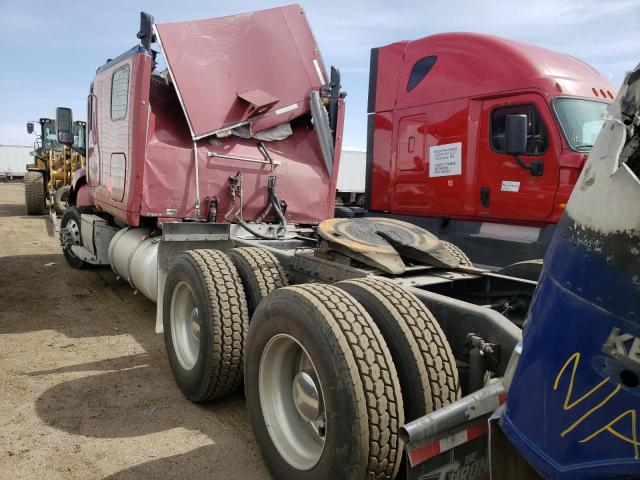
[505,114,528,155]
[56,107,74,145]
[27,122,34,134]
[137,11,155,51]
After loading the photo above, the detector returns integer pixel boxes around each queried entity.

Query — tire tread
[440,240,472,267]
[25,171,45,215]
[287,283,404,479]
[340,278,460,412]
[184,249,249,400]
[228,247,288,314]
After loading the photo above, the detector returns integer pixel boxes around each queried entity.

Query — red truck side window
[407,56,437,92]
[111,65,130,121]
[491,104,547,155]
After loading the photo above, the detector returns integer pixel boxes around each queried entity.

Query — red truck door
[389,100,479,219]
[477,94,560,223]
[390,114,430,209]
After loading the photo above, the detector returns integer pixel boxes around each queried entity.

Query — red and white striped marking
[408,422,489,467]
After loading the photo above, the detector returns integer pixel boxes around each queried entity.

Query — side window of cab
[111,65,130,121]
[491,104,547,154]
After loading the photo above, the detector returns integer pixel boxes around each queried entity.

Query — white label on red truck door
[501,180,520,192]
[429,142,462,177]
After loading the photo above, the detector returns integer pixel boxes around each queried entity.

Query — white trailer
[336,149,366,207]
[0,145,32,179]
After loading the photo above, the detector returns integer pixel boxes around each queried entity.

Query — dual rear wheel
[163,247,459,479]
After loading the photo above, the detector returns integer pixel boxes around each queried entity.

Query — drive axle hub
[292,370,321,422]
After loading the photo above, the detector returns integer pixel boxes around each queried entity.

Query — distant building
[0,145,32,178]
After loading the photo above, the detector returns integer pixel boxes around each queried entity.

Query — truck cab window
[407,56,437,92]
[553,98,607,151]
[491,104,547,154]
[111,65,130,121]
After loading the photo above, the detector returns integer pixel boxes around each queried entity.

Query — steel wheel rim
[66,219,81,246]
[259,334,326,470]
[170,281,201,370]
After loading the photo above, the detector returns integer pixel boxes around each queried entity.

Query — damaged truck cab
[80,9,343,228]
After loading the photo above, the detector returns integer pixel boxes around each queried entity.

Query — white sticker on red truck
[429,142,462,177]
[501,180,520,192]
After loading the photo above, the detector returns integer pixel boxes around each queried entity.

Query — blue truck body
[501,66,640,478]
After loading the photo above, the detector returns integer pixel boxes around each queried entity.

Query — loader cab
[36,118,62,152]
[72,121,86,155]
[366,33,613,266]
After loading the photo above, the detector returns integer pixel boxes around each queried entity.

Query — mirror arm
[512,154,544,176]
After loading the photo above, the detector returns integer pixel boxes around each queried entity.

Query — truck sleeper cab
[81,11,343,229]
[366,33,614,268]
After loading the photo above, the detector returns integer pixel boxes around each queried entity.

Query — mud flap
[401,380,509,480]
[404,417,490,480]
[489,406,542,480]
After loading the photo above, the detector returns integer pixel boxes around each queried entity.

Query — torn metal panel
[154,5,327,140]
[567,65,640,235]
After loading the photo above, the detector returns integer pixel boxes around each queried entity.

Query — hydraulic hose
[235,219,280,240]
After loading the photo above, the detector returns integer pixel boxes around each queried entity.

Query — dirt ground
[0,183,269,479]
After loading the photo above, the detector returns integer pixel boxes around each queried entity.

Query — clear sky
[1,0,638,148]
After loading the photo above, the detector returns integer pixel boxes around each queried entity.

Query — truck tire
[337,277,459,420]
[228,247,288,317]
[54,186,71,215]
[498,259,543,281]
[245,284,404,480]
[440,240,472,266]
[60,206,88,269]
[350,206,367,217]
[334,206,354,218]
[24,171,45,215]
[163,249,248,402]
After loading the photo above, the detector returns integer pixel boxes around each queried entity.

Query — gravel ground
[0,183,269,479]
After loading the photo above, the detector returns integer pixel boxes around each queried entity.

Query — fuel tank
[108,227,159,302]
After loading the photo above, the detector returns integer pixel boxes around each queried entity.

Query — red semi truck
[55,6,542,479]
[53,6,637,479]
[366,33,615,269]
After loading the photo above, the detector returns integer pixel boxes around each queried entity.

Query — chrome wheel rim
[259,334,326,470]
[170,281,201,370]
[66,219,81,246]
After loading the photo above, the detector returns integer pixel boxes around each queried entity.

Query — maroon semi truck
[365,33,615,270]
[55,6,555,479]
